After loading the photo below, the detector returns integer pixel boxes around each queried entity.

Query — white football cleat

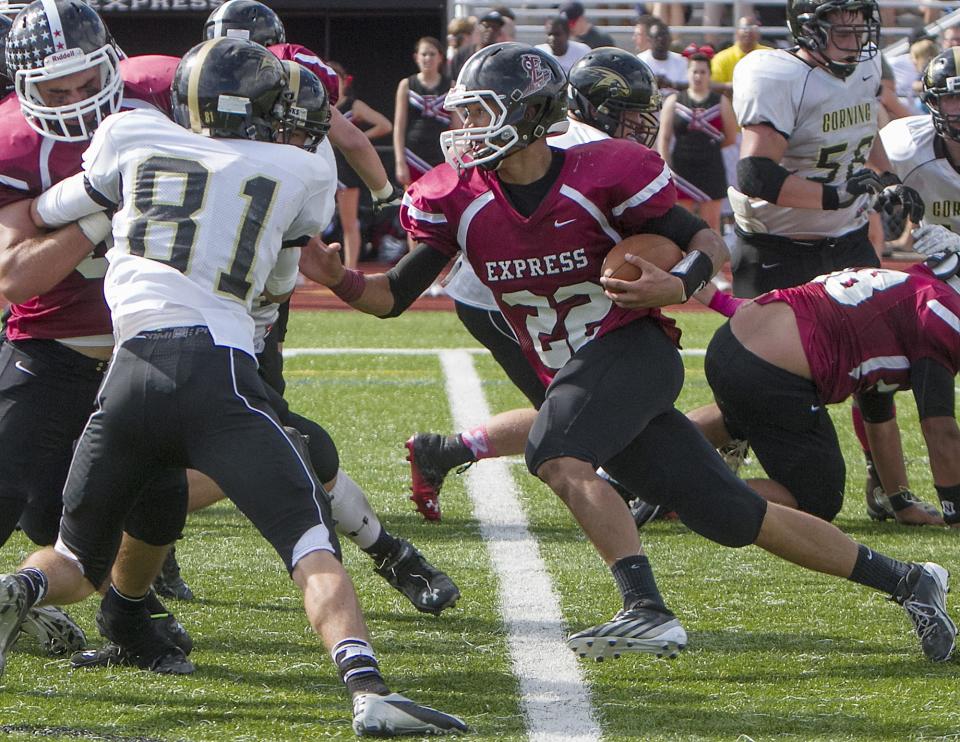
[352,692,467,736]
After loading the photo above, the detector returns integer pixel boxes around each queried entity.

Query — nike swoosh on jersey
[761,262,781,269]
[554,219,576,228]
[14,361,36,377]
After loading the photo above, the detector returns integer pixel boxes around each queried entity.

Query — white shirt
[730,48,883,238]
[637,50,688,96]
[535,40,591,73]
[81,109,336,357]
[881,114,960,231]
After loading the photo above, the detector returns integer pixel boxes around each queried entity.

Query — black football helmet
[568,47,661,148]
[4,0,122,141]
[203,0,285,46]
[279,60,330,153]
[171,37,288,142]
[923,50,960,142]
[787,0,880,79]
[441,42,569,171]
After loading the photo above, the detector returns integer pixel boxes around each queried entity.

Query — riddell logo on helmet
[44,48,84,68]
[520,54,551,95]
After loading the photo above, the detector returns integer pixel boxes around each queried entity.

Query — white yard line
[284,347,707,357]
[438,350,602,742]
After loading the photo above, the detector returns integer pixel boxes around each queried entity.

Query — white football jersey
[880,115,960,230]
[445,119,612,311]
[731,48,883,238]
[82,108,335,356]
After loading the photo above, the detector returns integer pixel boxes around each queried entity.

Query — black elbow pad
[737,156,790,204]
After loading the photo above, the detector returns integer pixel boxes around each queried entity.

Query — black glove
[875,183,925,224]
[836,168,885,206]
[372,183,403,215]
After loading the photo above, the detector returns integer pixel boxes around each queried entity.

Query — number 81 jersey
[82,108,335,356]
[731,48,882,239]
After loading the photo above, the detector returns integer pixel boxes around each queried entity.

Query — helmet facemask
[14,44,123,141]
[571,88,660,147]
[794,2,879,79]
[926,80,960,142]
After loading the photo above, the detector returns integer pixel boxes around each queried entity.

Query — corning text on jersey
[484,249,589,281]
[821,103,872,133]
[930,201,960,219]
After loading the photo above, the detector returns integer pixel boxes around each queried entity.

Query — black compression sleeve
[383,243,451,318]
[643,206,708,250]
[911,357,956,419]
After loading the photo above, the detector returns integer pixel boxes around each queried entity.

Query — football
[601,234,684,282]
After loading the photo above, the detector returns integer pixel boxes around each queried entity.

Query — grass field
[1,309,959,741]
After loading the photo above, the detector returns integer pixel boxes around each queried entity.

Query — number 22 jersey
[401,139,681,386]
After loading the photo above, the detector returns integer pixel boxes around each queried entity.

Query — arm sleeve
[384,243,451,317]
[81,120,123,206]
[642,205,708,250]
[856,389,897,423]
[264,247,302,296]
[33,172,106,227]
[911,357,956,419]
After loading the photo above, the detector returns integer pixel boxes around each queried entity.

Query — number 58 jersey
[82,108,335,356]
[731,49,882,239]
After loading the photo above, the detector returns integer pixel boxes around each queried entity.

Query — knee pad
[18,502,61,546]
[123,471,189,546]
[675,481,767,547]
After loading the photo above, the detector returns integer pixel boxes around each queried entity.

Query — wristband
[821,184,840,211]
[669,250,713,303]
[708,289,746,318]
[935,483,960,523]
[371,182,394,201]
[330,268,366,303]
[76,212,112,246]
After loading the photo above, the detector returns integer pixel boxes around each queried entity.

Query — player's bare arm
[301,238,447,318]
[0,199,101,304]
[327,106,392,195]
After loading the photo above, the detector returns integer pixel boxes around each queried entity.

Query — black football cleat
[374,538,460,615]
[153,546,195,601]
[405,434,449,521]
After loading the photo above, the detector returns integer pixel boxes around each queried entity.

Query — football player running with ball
[300,43,958,664]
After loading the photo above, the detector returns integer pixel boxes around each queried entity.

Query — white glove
[912,224,960,257]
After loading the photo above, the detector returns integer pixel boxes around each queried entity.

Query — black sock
[848,544,911,595]
[332,638,390,696]
[101,585,148,615]
[363,529,402,564]
[17,567,48,607]
[143,590,169,617]
[610,555,668,613]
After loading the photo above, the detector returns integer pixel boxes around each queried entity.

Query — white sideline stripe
[284,347,708,357]
[439,350,602,742]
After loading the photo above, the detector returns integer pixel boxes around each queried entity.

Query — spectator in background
[888,29,936,111]
[909,38,940,112]
[329,61,393,268]
[650,0,685,29]
[490,5,517,41]
[394,36,450,189]
[711,17,768,95]
[658,50,737,231]
[941,24,960,48]
[633,14,657,55]
[450,9,510,80]
[638,20,688,95]
[446,16,475,79]
[537,14,591,72]
[561,1,615,48]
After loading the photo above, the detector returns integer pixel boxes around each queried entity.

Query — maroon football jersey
[269,44,339,106]
[0,55,178,342]
[401,139,680,385]
[756,265,960,403]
